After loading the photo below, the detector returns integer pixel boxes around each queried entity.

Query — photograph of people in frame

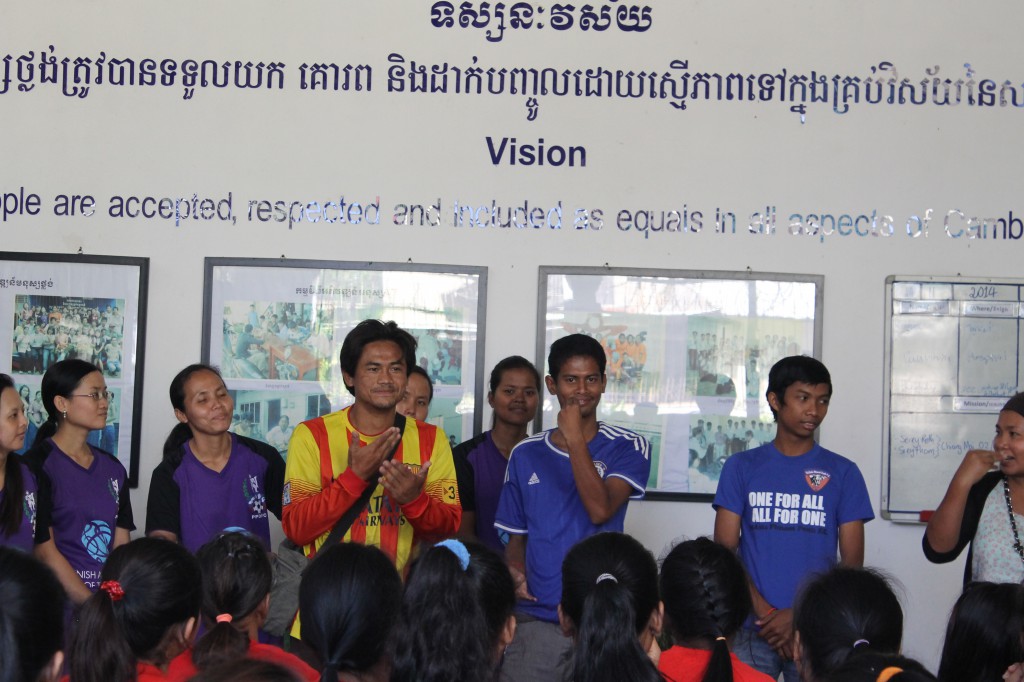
[11,295,126,378]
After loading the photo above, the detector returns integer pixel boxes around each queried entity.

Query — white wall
[4,0,1020,671]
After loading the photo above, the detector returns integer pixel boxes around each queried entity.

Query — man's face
[343,340,408,412]
[545,355,606,419]
[768,381,831,440]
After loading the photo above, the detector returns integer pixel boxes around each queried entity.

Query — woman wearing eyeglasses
[23,358,134,606]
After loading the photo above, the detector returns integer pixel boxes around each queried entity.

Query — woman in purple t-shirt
[0,373,46,553]
[23,359,134,606]
[453,356,540,555]
[146,364,284,553]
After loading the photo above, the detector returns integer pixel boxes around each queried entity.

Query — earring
[62,410,67,419]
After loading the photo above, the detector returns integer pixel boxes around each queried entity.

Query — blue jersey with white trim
[494,422,651,622]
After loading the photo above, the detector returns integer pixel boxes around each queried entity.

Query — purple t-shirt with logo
[0,458,46,552]
[146,434,276,553]
[455,432,512,555]
[39,441,134,590]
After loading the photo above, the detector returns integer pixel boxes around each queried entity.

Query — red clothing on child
[658,645,775,682]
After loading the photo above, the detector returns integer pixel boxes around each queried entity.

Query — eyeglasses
[71,391,114,402]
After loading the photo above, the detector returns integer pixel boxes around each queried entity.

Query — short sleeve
[605,432,652,499]
[452,436,481,513]
[28,466,51,544]
[145,460,182,537]
[712,454,746,515]
[836,461,875,525]
[32,463,54,539]
[243,436,285,520]
[116,470,136,531]
[493,445,527,535]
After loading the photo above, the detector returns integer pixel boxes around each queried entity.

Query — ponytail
[191,619,249,671]
[660,538,751,682]
[162,423,193,465]
[561,533,661,682]
[33,418,57,446]
[68,538,201,682]
[191,532,272,671]
[571,579,658,682]
[0,455,24,538]
[704,637,733,682]
[70,587,136,682]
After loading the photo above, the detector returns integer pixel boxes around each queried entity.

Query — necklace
[1001,476,1024,567]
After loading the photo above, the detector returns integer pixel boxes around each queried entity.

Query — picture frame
[202,258,487,454]
[0,251,149,486]
[537,266,823,501]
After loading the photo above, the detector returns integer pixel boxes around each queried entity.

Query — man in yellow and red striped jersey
[282,319,460,575]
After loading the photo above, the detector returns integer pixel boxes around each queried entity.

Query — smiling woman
[454,356,541,554]
[924,392,1024,585]
[22,359,135,606]
[145,364,284,554]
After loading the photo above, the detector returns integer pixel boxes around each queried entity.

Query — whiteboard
[882,276,1024,521]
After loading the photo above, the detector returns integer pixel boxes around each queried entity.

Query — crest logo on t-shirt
[804,469,831,492]
[107,478,120,505]
[283,482,291,506]
[244,475,267,518]
[593,461,608,478]
[23,491,36,535]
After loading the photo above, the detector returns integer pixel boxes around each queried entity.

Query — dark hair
[560,532,662,682]
[488,355,541,394]
[300,543,402,682]
[389,540,515,682]
[548,333,607,380]
[338,320,417,396]
[0,547,65,682]
[937,582,1024,682]
[191,532,272,671]
[825,652,937,682]
[163,364,226,464]
[0,375,25,537]
[765,355,832,421]
[793,566,904,682]
[409,364,434,402]
[35,358,100,444]
[187,659,303,682]
[659,538,751,682]
[68,537,202,682]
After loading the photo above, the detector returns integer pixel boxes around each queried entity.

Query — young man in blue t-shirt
[713,356,874,682]
[495,333,651,681]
